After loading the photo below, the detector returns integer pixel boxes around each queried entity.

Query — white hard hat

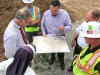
[80,21,100,38]
[22,0,34,3]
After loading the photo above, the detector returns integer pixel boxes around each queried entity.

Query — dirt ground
[0,0,100,63]
[0,0,100,75]
[0,0,51,62]
[31,21,80,75]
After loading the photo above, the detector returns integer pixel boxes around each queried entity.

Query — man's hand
[43,34,47,37]
[71,39,75,48]
[58,26,64,31]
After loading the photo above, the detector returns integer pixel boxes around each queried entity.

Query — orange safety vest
[25,6,39,32]
[73,46,100,75]
[32,6,38,20]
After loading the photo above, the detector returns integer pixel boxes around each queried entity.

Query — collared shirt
[3,20,26,58]
[76,21,88,47]
[41,9,72,36]
[0,58,36,75]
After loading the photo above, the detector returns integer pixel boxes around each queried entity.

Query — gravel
[31,20,82,75]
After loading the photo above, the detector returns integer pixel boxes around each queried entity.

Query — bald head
[86,9,100,22]
[91,9,100,19]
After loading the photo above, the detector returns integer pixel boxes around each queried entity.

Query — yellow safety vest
[25,6,40,32]
[73,46,100,75]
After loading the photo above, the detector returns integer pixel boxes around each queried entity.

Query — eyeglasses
[24,21,32,26]
[24,20,29,25]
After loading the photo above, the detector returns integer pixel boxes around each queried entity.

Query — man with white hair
[3,8,32,58]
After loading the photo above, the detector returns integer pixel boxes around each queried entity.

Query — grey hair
[15,8,32,21]
[91,9,100,19]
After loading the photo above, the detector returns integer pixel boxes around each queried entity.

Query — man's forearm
[31,19,40,25]
[72,32,78,41]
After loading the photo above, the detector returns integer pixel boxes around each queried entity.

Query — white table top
[32,36,70,53]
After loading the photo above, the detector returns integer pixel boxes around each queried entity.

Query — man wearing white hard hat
[73,21,100,75]
[22,0,40,44]
[68,9,100,71]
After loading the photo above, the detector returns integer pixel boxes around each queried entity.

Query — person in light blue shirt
[41,0,72,70]
[3,8,32,58]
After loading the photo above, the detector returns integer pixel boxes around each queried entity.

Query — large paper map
[32,36,70,53]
